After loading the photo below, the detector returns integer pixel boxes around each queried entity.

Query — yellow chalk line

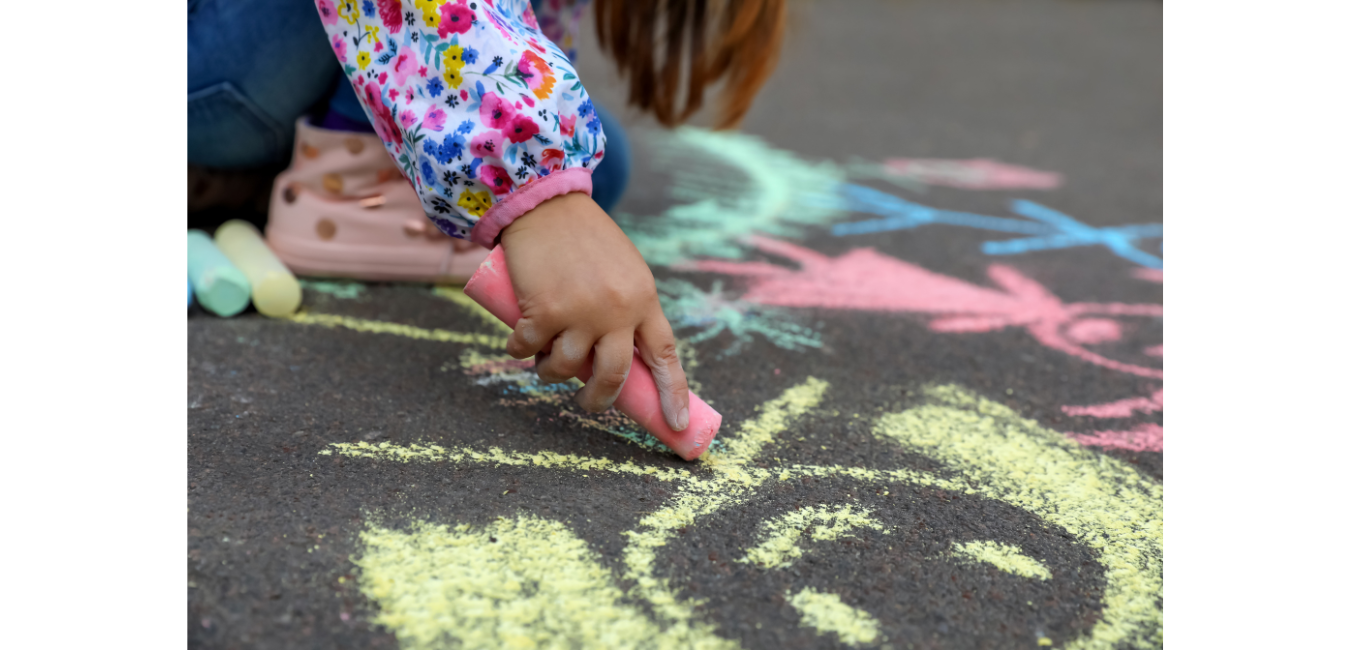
[356,514,684,650]
[620,379,830,637]
[287,311,508,349]
[788,587,881,646]
[950,540,1052,581]
[320,441,688,482]
[740,504,884,569]
[776,464,961,491]
[873,385,1163,650]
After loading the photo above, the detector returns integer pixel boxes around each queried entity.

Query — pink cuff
[469,167,593,247]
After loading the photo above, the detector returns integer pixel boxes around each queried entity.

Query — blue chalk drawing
[657,278,823,358]
[830,183,1163,269]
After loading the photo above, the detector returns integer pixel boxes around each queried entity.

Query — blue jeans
[187,0,630,212]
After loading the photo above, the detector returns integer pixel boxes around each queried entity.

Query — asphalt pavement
[188,1,1162,648]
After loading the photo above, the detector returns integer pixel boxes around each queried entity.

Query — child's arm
[314,1,689,429]
[314,0,605,243]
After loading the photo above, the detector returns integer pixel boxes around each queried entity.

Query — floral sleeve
[315,0,607,246]
[530,0,589,62]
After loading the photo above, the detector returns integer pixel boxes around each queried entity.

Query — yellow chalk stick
[214,220,302,317]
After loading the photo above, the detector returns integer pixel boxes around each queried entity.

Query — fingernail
[675,406,689,431]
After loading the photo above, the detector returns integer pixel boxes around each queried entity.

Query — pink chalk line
[1131,268,1164,283]
[1061,389,1163,452]
[1069,423,1163,453]
[686,237,1163,379]
[883,158,1062,190]
[1062,389,1163,418]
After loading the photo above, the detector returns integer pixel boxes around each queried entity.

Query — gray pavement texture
[188,1,1162,648]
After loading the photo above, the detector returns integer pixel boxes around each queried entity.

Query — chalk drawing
[688,237,1164,379]
[1063,389,1163,419]
[881,158,1063,191]
[286,307,720,456]
[739,504,884,569]
[299,279,367,299]
[612,128,845,267]
[657,278,822,358]
[1131,268,1164,284]
[872,385,1163,649]
[320,440,688,480]
[830,184,1163,269]
[457,347,730,456]
[1070,424,1164,453]
[287,311,508,348]
[788,587,882,646]
[949,540,1052,581]
[355,515,680,649]
[325,380,1162,649]
[1062,389,1164,452]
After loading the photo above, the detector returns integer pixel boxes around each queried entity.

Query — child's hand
[499,192,690,431]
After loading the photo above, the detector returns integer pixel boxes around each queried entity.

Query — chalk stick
[214,220,302,318]
[188,276,194,308]
[188,230,251,317]
[463,245,722,460]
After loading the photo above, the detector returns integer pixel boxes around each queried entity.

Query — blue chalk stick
[188,230,251,317]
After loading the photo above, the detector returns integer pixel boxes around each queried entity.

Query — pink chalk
[1063,389,1163,419]
[688,236,1164,379]
[1070,423,1164,453]
[463,245,722,461]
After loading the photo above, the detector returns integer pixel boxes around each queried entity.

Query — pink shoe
[264,117,489,283]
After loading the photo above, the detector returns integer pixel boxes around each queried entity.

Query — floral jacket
[315,0,602,247]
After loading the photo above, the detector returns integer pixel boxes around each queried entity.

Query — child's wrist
[500,192,599,243]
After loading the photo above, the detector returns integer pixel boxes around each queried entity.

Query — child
[189,0,784,433]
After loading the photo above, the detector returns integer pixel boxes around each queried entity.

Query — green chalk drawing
[658,278,822,358]
[458,348,729,457]
[614,127,846,267]
[299,279,367,299]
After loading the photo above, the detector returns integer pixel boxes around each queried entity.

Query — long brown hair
[593,0,786,130]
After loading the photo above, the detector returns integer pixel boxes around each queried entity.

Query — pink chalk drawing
[685,236,1163,379]
[1069,424,1163,453]
[883,158,1062,190]
[1061,389,1163,452]
[1131,268,1164,283]
[1063,389,1163,419]
[1143,345,1163,357]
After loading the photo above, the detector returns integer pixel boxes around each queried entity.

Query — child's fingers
[636,314,691,431]
[506,316,561,360]
[534,329,596,384]
[575,330,634,413]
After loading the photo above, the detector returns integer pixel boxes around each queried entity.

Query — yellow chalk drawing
[618,378,830,640]
[872,385,1163,650]
[287,311,507,349]
[321,441,686,481]
[327,378,1160,649]
[357,514,677,650]
[787,587,881,646]
[740,504,884,569]
[951,540,1053,581]
[431,286,515,335]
